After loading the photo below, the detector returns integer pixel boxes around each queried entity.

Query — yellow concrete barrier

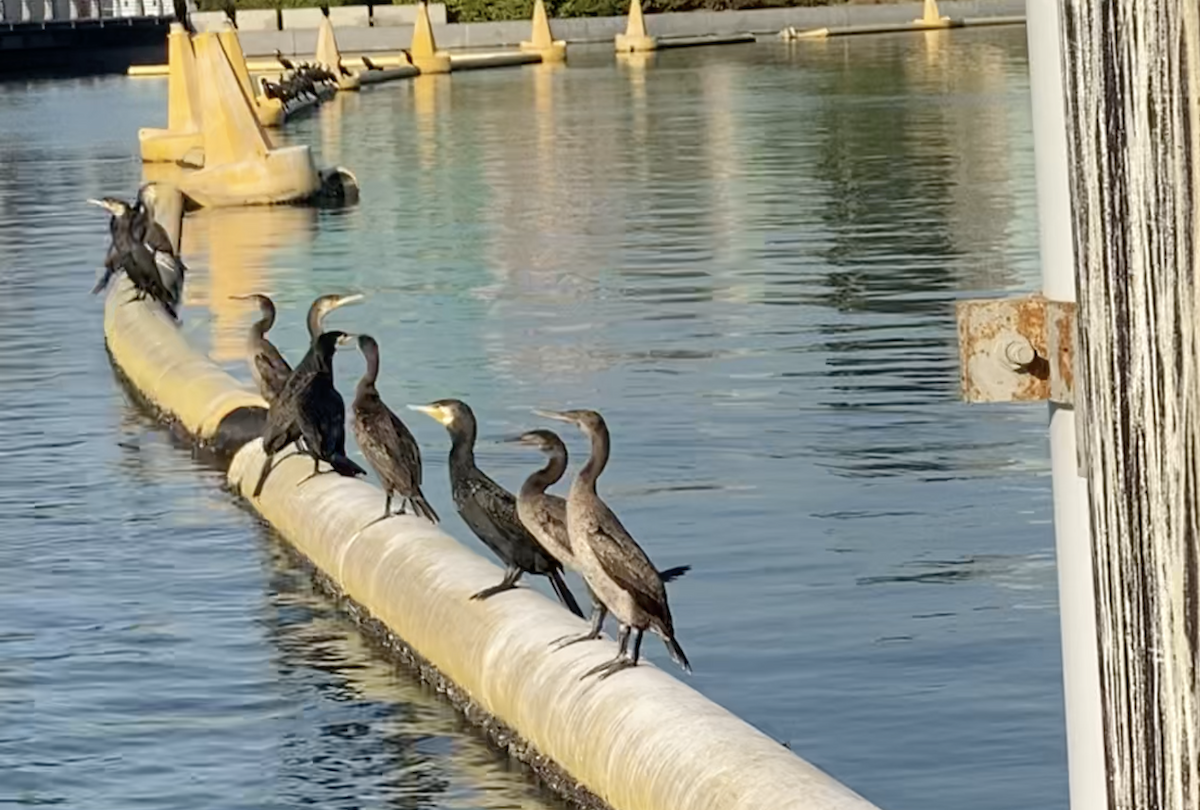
[180,32,321,208]
[315,16,363,91]
[409,1,450,74]
[615,0,656,53]
[520,0,566,63]
[914,0,952,28]
[138,25,205,165]
[219,25,287,128]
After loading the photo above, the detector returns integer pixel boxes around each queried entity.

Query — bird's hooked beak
[326,293,364,313]
[533,408,575,424]
[408,403,454,427]
[87,198,121,215]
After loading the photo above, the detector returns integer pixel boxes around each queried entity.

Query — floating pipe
[449,50,541,71]
[102,281,883,810]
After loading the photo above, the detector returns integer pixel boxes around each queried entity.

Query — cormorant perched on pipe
[409,399,583,617]
[352,335,438,525]
[360,55,384,71]
[505,429,690,648]
[229,293,291,404]
[275,49,297,71]
[134,183,186,312]
[252,294,365,496]
[173,0,196,34]
[535,408,690,679]
[87,196,179,321]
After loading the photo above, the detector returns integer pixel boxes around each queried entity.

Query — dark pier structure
[0,15,169,77]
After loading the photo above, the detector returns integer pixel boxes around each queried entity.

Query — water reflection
[183,205,317,361]
[258,537,565,810]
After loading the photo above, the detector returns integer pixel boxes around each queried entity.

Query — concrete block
[281,6,323,30]
[372,2,445,26]
[237,8,278,31]
[328,4,368,27]
[191,10,225,31]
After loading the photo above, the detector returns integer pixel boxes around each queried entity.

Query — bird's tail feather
[658,564,691,583]
[331,455,367,478]
[548,570,584,618]
[408,491,439,524]
[663,633,691,673]
[252,454,274,498]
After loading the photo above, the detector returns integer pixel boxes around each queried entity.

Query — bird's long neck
[448,421,478,478]
[356,349,379,400]
[251,303,275,340]
[306,307,323,343]
[576,422,610,494]
[523,448,567,498]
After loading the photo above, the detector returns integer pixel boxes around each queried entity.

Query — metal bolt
[1004,337,1037,371]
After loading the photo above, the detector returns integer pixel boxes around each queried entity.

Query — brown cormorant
[535,409,690,679]
[352,335,438,525]
[409,399,583,617]
[230,293,291,404]
[252,294,365,496]
[506,428,690,649]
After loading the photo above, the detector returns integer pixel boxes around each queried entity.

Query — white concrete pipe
[102,283,882,810]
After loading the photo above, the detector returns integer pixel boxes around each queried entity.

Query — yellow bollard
[408,0,451,74]
[615,0,657,53]
[180,33,320,208]
[218,25,286,128]
[315,15,362,90]
[914,0,951,27]
[138,24,205,165]
[520,0,566,62]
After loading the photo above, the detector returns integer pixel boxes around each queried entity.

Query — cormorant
[254,329,364,497]
[361,55,383,71]
[252,293,365,496]
[222,0,237,28]
[506,428,690,648]
[535,409,690,679]
[409,399,583,617]
[229,293,291,404]
[134,183,186,312]
[352,335,438,525]
[87,196,179,320]
[275,49,297,71]
[173,0,196,34]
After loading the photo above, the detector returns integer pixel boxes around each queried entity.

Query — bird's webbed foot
[551,629,602,650]
[582,654,637,681]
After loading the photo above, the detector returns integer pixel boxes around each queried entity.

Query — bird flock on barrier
[90,186,692,681]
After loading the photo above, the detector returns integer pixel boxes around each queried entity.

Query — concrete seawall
[102,272,884,810]
[241,0,1024,57]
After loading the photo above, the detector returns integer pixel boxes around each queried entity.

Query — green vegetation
[195,0,840,21]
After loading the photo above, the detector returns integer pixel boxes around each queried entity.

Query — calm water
[0,28,1063,810]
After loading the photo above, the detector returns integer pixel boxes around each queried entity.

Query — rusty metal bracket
[956,294,1076,404]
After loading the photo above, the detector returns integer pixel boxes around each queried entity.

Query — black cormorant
[134,183,186,312]
[230,293,291,404]
[535,409,690,679]
[87,196,179,320]
[360,55,383,71]
[275,49,297,71]
[409,399,583,617]
[506,428,690,649]
[352,335,438,525]
[254,330,364,497]
[252,294,364,496]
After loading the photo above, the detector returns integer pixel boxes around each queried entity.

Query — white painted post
[1024,4,1108,810]
[1059,2,1200,807]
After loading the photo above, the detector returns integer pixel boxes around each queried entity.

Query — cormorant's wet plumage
[507,428,690,648]
[230,293,292,404]
[252,294,365,496]
[535,408,690,679]
[135,183,187,312]
[410,399,583,617]
[352,335,438,524]
[88,194,180,321]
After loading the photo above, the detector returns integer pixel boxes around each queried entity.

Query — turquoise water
[0,27,1063,810]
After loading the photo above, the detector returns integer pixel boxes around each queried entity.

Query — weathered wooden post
[1058,2,1200,807]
